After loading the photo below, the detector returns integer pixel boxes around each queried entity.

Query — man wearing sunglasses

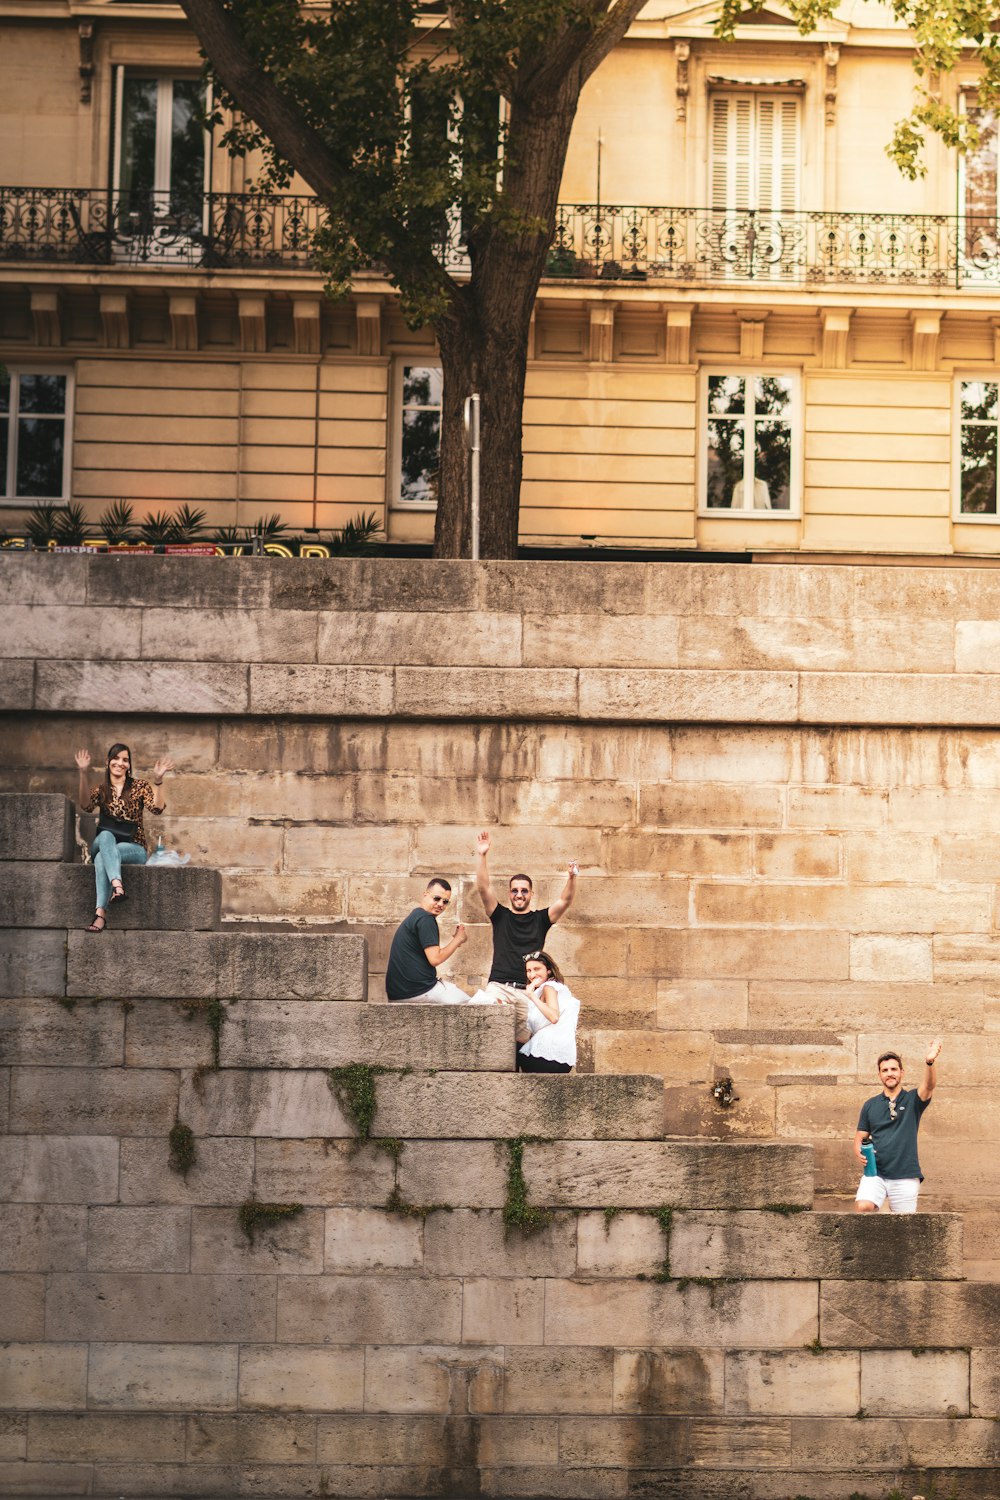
[853,1039,942,1214]
[385,877,472,1004]
[474,829,578,1007]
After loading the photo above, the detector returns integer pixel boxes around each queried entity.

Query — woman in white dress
[516,950,579,1074]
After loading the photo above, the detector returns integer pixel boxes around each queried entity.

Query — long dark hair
[101,742,133,805]
[524,949,564,984]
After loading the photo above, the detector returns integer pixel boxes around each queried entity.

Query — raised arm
[547,861,579,924]
[74,748,92,809]
[149,756,175,815]
[474,829,499,917]
[424,924,468,969]
[918,1037,942,1101]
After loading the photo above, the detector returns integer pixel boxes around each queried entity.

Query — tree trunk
[432,72,582,559]
[434,299,531,559]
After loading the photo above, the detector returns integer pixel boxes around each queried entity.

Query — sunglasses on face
[430,894,450,906]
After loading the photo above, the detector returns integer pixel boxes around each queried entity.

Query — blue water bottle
[861,1141,877,1177]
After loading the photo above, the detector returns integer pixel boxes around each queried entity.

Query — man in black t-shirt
[385,877,471,1003]
[474,829,578,1005]
[853,1039,942,1214]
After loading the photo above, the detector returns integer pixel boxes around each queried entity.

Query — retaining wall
[5,553,1000,1277]
[3,792,999,1499]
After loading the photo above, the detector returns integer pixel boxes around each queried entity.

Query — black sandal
[87,912,107,933]
[110,881,126,903]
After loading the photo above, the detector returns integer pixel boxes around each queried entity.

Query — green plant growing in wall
[648,1204,674,1282]
[499,1136,552,1238]
[237,1196,304,1245]
[182,997,228,1069]
[327,1063,393,1143]
[168,1120,197,1177]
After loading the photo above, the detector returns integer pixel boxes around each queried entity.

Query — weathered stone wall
[4,793,1000,1499]
[5,553,1000,1275]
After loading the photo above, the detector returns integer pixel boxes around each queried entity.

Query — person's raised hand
[152,756,176,783]
[925,1038,942,1066]
[475,830,491,856]
[74,748,91,770]
[453,923,468,947]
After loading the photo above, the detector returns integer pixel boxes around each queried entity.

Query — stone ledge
[0,795,74,862]
[669,1209,964,1281]
[65,930,367,1001]
[0,863,221,931]
[179,1070,665,1141]
[221,1000,516,1071]
[526,1141,814,1209]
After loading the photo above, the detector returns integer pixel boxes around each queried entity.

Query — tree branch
[516,0,647,101]
[179,0,351,203]
[179,0,457,302]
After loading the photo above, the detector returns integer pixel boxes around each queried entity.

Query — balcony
[2,186,999,288]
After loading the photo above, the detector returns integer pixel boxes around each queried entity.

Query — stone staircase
[1,794,997,1499]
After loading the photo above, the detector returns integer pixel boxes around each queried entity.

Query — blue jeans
[90,831,147,911]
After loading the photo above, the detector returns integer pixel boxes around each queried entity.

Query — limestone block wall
[6,553,1000,1277]
[4,793,1000,1500]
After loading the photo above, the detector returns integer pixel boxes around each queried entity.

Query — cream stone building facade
[3,0,1000,554]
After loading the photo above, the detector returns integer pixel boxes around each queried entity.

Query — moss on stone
[167,1120,196,1177]
[237,1197,304,1245]
[500,1136,553,1238]
[647,1204,674,1282]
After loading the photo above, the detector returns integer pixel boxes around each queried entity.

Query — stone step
[179,1068,666,1141]
[624,1207,964,1281]
[0,862,222,931]
[525,1140,814,1210]
[0,793,74,861]
[1,998,513,1072]
[219,1000,516,1071]
[60,930,367,1002]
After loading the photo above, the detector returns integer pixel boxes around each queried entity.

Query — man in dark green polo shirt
[853,1039,942,1214]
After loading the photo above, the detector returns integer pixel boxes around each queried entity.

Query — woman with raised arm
[517,950,580,1074]
[74,743,174,932]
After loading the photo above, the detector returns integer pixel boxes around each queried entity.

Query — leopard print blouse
[86,778,158,851]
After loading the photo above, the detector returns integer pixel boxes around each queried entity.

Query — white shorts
[389,980,472,1005]
[855,1175,920,1213]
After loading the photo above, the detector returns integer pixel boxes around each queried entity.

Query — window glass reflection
[16,419,64,498]
[707,375,744,416]
[706,417,745,508]
[961,380,998,422]
[18,374,66,415]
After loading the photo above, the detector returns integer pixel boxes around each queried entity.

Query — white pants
[390,980,473,1005]
[855,1175,920,1213]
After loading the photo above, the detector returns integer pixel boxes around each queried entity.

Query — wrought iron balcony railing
[2,186,999,287]
[0,187,321,270]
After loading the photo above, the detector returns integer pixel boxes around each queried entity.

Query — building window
[395,362,442,506]
[0,370,72,506]
[701,371,798,515]
[709,93,801,214]
[957,379,1000,517]
[959,95,999,268]
[114,71,207,229]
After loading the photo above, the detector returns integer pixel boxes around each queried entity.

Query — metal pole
[464,393,481,561]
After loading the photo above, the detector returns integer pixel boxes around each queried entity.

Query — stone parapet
[178,1069,666,1142]
[0,794,73,863]
[0,863,222,931]
[12,553,1000,725]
